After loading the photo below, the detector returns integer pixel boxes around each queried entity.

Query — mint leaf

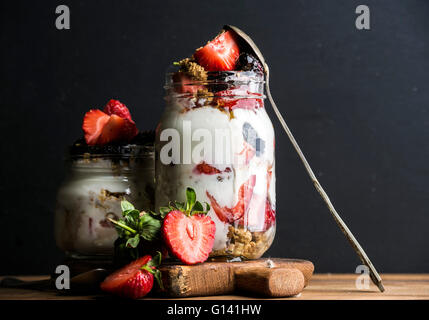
[126,234,140,248]
[124,209,140,220]
[139,213,162,241]
[121,200,135,212]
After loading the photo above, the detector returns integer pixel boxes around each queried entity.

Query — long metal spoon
[224,25,384,292]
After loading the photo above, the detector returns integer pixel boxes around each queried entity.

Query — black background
[1,0,428,275]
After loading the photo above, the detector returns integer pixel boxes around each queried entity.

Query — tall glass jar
[155,71,276,259]
[55,142,155,259]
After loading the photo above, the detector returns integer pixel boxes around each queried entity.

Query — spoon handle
[265,66,384,292]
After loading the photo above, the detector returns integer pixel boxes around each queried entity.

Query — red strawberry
[234,175,257,219]
[194,31,240,71]
[100,253,162,299]
[96,114,126,145]
[104,99,132,121]
[206,175,256,223]
[215,89,263,110]
[194,162,221,175]
[82,109,110,145]
[163,211,215,265]
[96,114,138,145]
[264,198,276,230]
[161,188,215,265]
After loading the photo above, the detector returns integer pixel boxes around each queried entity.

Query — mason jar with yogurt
[155,71,276,259]
[55,139,155,259]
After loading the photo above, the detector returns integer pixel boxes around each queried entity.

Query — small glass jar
[155,71,276,259]
[55,141,155,259]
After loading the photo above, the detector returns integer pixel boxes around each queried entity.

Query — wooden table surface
[0,274,428,300]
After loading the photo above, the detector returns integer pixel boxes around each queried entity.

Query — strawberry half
[194,30,240,71]
[161,188,215,265]
[104,99,132,121]
[82,109,110,145]
[100,252,163,299]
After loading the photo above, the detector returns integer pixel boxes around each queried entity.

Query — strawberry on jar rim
[193,30,240,71]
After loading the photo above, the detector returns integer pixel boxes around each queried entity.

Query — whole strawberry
[161,188,215,265]
[100,252,163,299]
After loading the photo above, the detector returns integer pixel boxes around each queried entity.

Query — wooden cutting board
[158,258,314,298]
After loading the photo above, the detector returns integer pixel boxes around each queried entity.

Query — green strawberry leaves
[141,251,164,289]
[166,187,210,216]
[186,187,197,212]
[138,213,162,241]
[121,200,135,212]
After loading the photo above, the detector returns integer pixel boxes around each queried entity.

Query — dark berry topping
[236,53,264,74]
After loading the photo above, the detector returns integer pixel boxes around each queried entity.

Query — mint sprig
[109,201,164,259]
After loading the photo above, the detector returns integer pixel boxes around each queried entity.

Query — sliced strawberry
[104,99,132,121]
[206,175,256,224]
[121,117,139,140]
[233,175,257,220]
[206,193,234,223]
[237,194,275,231]
[172,72,204,95]
[82,109,110,145]
[193,162,222,175]
[100,255,154,299]
[194,31,240,71]
[267,167,273,193]
[96,114,138,145]
[237,142,256,165]
[162,210,216,265]
[215,89,263,110]
[264,198,276,230]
